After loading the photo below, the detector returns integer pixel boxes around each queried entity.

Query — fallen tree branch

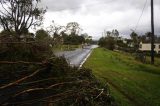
[10,80,89,98]
[19,77,78,85]
[3,90,76,105]
[0,61,43,65]
[47,80,89,89]
[0,68,45,89]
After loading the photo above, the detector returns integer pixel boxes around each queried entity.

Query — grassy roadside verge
[53,45,81,52]
[84,48,160,106]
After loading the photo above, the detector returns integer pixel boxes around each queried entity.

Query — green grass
[84,48,160,106]
[53,45,81,52]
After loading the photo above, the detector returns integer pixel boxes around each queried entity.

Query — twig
[95,89,104,99]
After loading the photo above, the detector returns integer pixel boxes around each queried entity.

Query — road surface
[55,45,98,67]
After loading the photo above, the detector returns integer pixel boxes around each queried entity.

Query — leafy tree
[145,32,152,42]
[35,29,49,40]
[98,37,106,47]
[64,35,85,45]
[117,39,127,48]
[0,0,46,37]
[130,31,139,50]
[104,36,115,50]
[99,29,121,50]
[105,29,119,38]
[138,32,151,43]
[106,31,111,36]
[46,20,65,37]
[46,21,67,46]
[66,22,80,35]
[85,36,92,44]
[98,36,115,50]
[81,33,92,44]
[130,32,138,41]
[114,29,119,37]
[139,35,147,43]
[112,29,119,38]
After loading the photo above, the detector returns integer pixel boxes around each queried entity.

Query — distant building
[139,42,160,53]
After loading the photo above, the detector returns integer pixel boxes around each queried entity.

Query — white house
[139,42,160,53]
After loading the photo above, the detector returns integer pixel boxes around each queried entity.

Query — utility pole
[151,0,155,64]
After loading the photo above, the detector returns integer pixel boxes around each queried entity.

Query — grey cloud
[41,0,160,39]
[40,0,85,12]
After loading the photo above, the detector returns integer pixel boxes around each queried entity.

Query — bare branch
[0,1,12,16]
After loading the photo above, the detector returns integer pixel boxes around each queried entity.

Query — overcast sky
[39,0,160,40]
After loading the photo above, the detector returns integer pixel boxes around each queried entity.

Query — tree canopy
[0,0,46,37]
[35,29,49,40]
[66,22,81,35]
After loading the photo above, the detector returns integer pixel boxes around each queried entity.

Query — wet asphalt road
[55,45,98,67]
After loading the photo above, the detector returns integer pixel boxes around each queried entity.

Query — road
[55,45,98,67]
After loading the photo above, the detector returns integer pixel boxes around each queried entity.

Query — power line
[135,0,148,31]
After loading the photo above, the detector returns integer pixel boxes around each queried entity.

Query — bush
[134,52,146,63]
[98,36,115,50]
[0,36,52,61]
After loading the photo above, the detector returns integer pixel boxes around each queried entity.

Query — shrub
[98,36,115,51]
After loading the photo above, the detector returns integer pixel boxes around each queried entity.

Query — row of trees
[45,21,92,45]
[130,31,160,48]
[0,0,91,46]
[99,29,160,52]
[0,21,91,46]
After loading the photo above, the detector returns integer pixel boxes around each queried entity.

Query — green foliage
[35,29,50,40]
[63,34,85,45]
[99,29,120,50]
[130,32,139,50]
[116,40,126,48]
[0,30,16,36]
[98,36,115,50]
[134,52,146,63]
[0,36,52,62]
